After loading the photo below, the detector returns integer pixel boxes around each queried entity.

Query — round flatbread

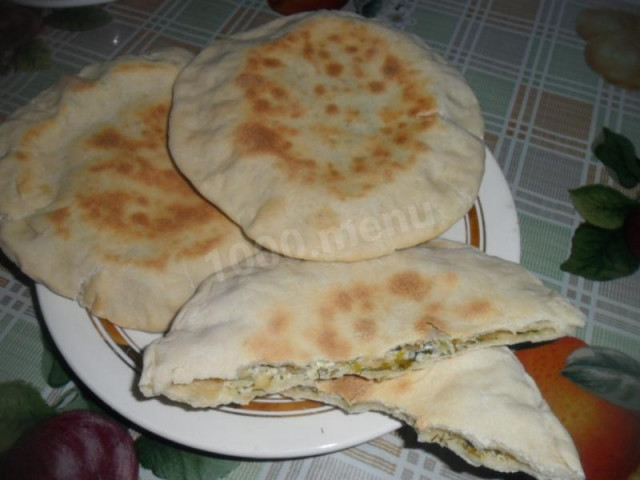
[169,11,485,261]
[0,49,257,332]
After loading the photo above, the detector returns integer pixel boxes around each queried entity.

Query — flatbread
[139,240,584,406]
[0,49,258,332]
[285,347,585,480]
[168,11,485,261]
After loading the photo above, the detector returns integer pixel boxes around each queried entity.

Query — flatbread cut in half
[139,240,584,406]
[285,347,585,480]
[0,49,258,332]
[169,11,485,261]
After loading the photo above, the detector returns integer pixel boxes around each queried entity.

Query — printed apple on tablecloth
[517,337,640,480]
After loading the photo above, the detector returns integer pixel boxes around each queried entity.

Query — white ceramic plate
[37,149,520,459]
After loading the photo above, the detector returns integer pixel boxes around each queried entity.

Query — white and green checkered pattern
[1,1,638,478]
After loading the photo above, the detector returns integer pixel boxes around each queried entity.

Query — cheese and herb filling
[178,326,556,405]
[428,428,528,470]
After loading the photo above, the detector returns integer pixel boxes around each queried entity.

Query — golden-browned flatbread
[285,348,585,480]
[139,240,584,406]
[168,11,485,261]
[0,49,257,332]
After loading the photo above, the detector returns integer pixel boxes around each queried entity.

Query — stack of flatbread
[0,10,586,480]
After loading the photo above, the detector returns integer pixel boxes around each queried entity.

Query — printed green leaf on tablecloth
[563,128,640,281]
[137,436,241,480]
[594,128,640,188]
[0,382,55,453]
[563,346,640,411]
[561,223,639,280]
[569,185,637,230]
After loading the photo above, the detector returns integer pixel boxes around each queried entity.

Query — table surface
[1,0,639,479]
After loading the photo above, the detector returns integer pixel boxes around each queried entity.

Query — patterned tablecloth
[1,0,639,479]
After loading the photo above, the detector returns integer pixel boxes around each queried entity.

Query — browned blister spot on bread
[334,290,354,312]
[262,57,283,68]
[252,98,272,114]
[234,122,318,183]
[234,121,286,154]
[394,375,414,395]
[14,151,29,162]
[315,325,352,359]
[88,154,190,196]
[320,283,378,320]
[439,271,459,289]
[230,16,440,200]
[20,120,54,149]
[325,103,339,115]
[89,127,133,151]
[388,270,432,301]
[368,81,385,93]
[244,333,302,363]
[425,301,443,315]
[268,309,292,334]
[77,189,219,241]
[75,102,227,268]
[353,317,377,341]
[326,62,343,76]
[101,250,168,271]
[175,235,223,260]
[457,299,494,319]
[139,103,169,136]
[414,313,438,336]
[244,309,305,362]
[47,207,71,239]
[351,284,376,311]
[308,206,340,230]
[381,54,402,78]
